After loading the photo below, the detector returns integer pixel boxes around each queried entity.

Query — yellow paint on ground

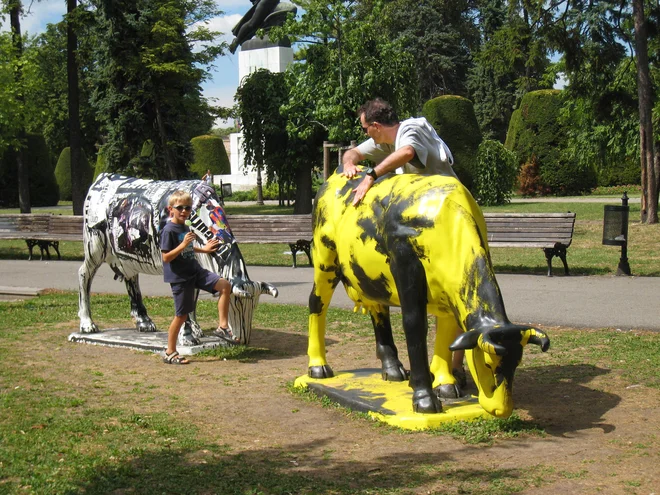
[295,369,489,430]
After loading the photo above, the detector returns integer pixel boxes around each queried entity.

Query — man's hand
[352,175,375,206]
[341,161,360,179]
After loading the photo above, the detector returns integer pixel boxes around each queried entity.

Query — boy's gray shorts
[170,269,221,316]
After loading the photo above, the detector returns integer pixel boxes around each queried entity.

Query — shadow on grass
[514,364,620,436]
[494,264,612,276]
[71,439,533,495]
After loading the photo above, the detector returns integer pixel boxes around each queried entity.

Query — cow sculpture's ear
[449,330,480,351]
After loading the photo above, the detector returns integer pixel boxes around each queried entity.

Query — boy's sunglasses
[172,205,192,212]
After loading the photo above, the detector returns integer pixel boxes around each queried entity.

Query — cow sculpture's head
[450,324,550,417]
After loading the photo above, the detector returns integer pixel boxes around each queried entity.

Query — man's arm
[351,145,416,206]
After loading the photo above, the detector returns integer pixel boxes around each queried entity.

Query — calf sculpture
[308,172,550,417]
[78,173,278,346]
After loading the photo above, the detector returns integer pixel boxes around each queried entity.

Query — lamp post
[602,192,631,276]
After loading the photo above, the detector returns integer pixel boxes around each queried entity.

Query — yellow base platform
[295,368,489,430]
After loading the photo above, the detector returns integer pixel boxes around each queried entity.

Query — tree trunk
[154,97,178,179]
[256,164,264,205]
[633,0,658,223]
[293,163,313,214]
[68,0,85,215]
[10,2,30,213]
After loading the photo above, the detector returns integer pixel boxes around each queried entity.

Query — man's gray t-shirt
[356,117,456,177]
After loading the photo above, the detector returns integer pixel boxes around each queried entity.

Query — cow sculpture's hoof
[381,362,408,382]
[434,383,462,399]
[136,319,157,333]
[412,389,443,414]
[309,365,334,379]
[79,321,99,334]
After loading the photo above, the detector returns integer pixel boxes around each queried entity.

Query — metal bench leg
[50,241,62,260]
[25,240,36,261]
[556,246,569,275]
[543,248,554,277]
[289,243,298,268]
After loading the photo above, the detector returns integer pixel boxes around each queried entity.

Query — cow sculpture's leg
[78,230,107,333]
[390,245,442,414]
[430,312,463,398]
[307,236,339,379]
[125,275,157,333]
[370,307,407,381]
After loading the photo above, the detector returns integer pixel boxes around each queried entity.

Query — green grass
[1,200,658,275]
[1,293,659,494]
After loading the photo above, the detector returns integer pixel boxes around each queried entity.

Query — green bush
[0,133,59,207]
[190,135,230,179]
[54,147,94,201]
[422,95,482,191]
[505,90,596,195]
[474,140,518,206]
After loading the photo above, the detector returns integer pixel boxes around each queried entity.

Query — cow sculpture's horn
[523,328,550,351]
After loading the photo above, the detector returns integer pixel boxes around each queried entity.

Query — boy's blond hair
[168,190,192,207]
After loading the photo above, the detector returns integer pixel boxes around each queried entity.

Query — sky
[0,0,254,128]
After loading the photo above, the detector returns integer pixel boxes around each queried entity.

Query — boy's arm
[162,232,195,263]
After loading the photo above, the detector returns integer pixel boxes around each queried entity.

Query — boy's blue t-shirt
[160,221,200,283]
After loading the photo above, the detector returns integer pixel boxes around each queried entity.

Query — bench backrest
[0,214,51,235]
[484,212,576,248]
[226,214,313,243]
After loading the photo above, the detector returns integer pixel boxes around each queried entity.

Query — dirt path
[18,322,660,494]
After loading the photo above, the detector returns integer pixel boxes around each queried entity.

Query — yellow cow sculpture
[308,171,550,417]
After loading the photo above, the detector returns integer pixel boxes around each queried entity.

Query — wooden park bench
[0,214,84,260]
[483,212,577,277]
[226,214,313,268]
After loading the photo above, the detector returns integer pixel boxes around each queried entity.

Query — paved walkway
[0,260,658,331]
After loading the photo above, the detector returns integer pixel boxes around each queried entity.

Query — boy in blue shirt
[160,190,235,364]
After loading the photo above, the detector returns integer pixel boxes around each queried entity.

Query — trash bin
[602,193,631,275]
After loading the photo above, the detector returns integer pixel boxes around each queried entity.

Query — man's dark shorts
[170,269,221,316]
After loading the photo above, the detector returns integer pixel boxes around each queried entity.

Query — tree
[633,0,658,223]
[273,0,418,143]
[236,69,289,206]
[4,0,30,212]
[90,0,224,179]
[375,0,480,102]
[468,0,555,141]
[68,0,85,214]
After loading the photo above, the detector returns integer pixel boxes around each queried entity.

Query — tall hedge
[55,147,94,201]
[422,95,482,191]
[190,135,230,179]
[505,90,596,195]
[94,146,107,180]
[0,133,59,207]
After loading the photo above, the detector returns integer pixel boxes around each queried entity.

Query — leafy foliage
[54,147,94,201]
[506,90,596,195]
[90,0,224,179]
[273,0,418,144]
[0,133,59,207]
[474,139,518,205]
[422,95,482,190]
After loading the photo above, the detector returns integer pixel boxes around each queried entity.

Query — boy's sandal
[163,351,189,365]
[213,327,239,344]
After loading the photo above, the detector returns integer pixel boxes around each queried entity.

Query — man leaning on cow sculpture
[306,100,550,417]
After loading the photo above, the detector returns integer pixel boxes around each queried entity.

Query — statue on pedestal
[229,0,297,54]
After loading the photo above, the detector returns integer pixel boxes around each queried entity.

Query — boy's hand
[201,238,220,253]
[183,232,196,246]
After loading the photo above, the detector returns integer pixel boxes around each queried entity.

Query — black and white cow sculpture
[78,173,278,346]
